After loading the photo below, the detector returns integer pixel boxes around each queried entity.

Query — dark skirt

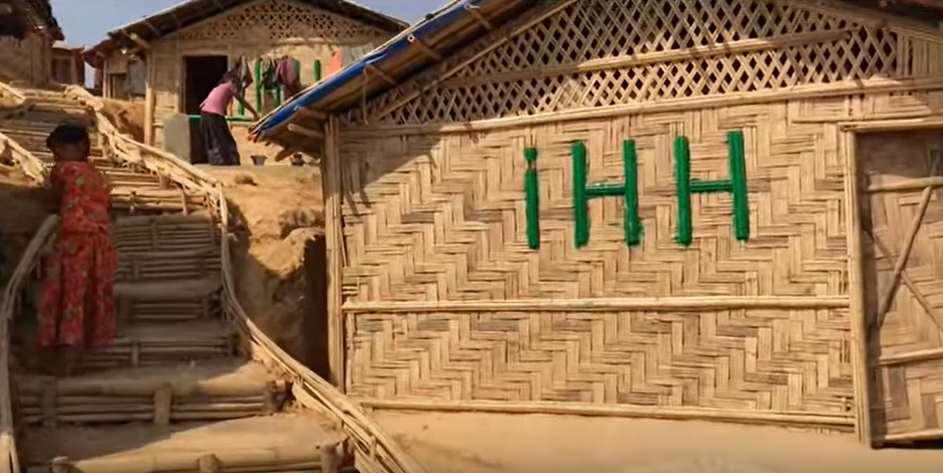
[200,112,239,166]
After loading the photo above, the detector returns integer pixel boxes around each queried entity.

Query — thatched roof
[106,0,407,50]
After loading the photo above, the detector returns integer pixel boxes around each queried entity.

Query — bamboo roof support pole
[842,130,873,447]
[144,56,155,146]
[323,116,345,390]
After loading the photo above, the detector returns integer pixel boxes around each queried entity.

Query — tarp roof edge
[251,0,481,138]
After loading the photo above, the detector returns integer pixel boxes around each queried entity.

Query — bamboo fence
[0,82,427,473]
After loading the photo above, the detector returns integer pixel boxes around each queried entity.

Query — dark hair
[220,71,239,84]
[46,124,90,150]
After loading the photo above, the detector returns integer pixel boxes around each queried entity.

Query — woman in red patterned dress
[38,124,117,376]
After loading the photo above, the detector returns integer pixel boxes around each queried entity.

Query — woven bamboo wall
[331,0,943,428]
[0,32,50,86]
[339,106,855,423]
[147,0,391,159]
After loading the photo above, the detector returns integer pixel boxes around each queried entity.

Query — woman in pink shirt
[200,71,259,166]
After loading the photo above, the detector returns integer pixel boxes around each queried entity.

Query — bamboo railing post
[321,443,338,473]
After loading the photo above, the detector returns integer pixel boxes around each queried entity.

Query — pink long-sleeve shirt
[199,81,237,116]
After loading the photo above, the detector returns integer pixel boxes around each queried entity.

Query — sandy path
[373,410,943,473]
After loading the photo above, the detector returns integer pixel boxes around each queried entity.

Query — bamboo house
[0,0,61,86]
[100,0,406,164]
[252,0,943,447]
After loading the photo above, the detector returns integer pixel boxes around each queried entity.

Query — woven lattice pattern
[340,106,848,302]
[178,0,385,43]
[349,0,900,126]
[347,308,853,416]
[858,132,943,439]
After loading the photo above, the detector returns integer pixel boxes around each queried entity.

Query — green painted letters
[524,133,748,250]
[673,132,750,246]
[524,147,540,250]
[571,140,642,248]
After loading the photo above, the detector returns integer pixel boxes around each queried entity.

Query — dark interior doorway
[184,56,229,165]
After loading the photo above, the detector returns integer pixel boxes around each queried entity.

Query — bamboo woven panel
[347,308,853,417]
[176,0,386,44]
[348,0,908,127]
[339,105,848,302]
[0,34,48,86]
[858,131,943,440]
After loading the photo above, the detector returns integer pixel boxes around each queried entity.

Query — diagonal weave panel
[858,131,943,440]
[340,106,849,302]
[347,308,854,416]
[347,0,901,126]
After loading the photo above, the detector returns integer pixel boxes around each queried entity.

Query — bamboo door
[858,131,943,444]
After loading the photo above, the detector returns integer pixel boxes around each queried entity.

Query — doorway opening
[184,55,229,165]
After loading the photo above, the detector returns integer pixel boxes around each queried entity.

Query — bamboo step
[78,319,236,370]
[110,187,208,214]
[114,214,217,253]
[114,277,221,301]
[118,298,222,323]
[22,414,346,473]
[15,359,287,426]
[117,247,221,283]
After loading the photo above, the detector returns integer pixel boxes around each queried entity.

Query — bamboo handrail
[0,82,26,108]
[0,131,46,184]
[62,85,219,194]
[0,80,425,473]
[0,215,58,473]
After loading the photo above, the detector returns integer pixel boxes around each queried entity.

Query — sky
[49,0,445,84]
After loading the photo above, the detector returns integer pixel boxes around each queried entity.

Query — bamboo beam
[365,66,396,87]
[465,4,494,30]
[342,296,850,314]
[287,124,324,140]
[408,35,441,61]
[360,399,853,429]
[867,176,943,193]
[295,107,327,121]
[345,75,943,138]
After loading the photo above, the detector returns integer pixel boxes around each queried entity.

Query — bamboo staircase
[0,85,424,473]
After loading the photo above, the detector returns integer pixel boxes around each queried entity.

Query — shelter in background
[253,0,943,449]
[84,39,146,101]
[0,0,62,86]
[98,0,405,165]
[51,41,84,86]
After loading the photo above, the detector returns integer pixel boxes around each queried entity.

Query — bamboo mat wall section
[322,0,943,443]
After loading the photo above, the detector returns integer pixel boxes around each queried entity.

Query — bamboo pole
[342,296,850,313]
[842,130,874,447]
[360,399,854,430]
[323,117,345,390]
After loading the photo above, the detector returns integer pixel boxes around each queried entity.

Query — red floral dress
[37,161,117,349]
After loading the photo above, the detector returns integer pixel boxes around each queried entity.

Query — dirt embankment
[0,165,48,286]
[206,166,328,376]
[98,98,145,142]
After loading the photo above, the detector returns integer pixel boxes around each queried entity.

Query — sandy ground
[203,165,326,372]
[373,410,943,473]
